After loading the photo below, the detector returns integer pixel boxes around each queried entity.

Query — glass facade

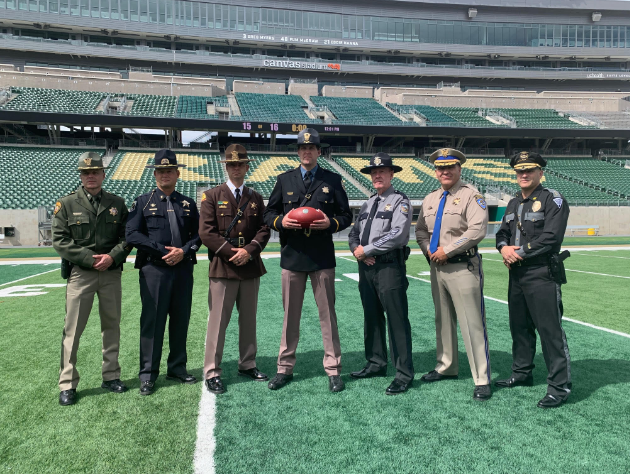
[1,0,630,48]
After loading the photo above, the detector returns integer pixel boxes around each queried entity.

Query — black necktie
[360,197,380,246]
[303,171,312,190]
[235,188,241,204]
[166,196,182,248]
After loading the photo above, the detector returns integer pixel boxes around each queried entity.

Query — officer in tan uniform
[199,144,271,394]
[415,148,492,401]
[52,152,131,406]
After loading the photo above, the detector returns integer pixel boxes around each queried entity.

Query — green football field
[1,250,630,473]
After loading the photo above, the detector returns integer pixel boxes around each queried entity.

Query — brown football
[286,207,325,229]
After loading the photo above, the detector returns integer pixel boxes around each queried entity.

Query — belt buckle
[238,236,245,247]
[304,228,311,237]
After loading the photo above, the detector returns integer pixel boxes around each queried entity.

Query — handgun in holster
[549,250,570,285]
[60,258,74,280]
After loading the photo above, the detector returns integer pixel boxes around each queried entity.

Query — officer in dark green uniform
[52,151,131,406]
[495,151,572,409]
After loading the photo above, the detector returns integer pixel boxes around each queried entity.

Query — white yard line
[193,389,217,474]
[0,268,59,287]
[573,252,630,260]
[482,257,630,279]
[406,273,630,339]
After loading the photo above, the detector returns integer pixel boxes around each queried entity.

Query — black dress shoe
[329,375,345,392]
[386,379,411,395]
[139,381,155,396]
[166,373,198,384]
[101,379,128,393]
[420,370,458,383]
[238,367,269,381]
[537,394,566,409]
[350,366,387,379]
[59,389,77,406]
[205,377,226,394]
[494,376,534,388]
[268,373,293,390]
[473,384,492,401]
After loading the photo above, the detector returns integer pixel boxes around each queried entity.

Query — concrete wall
[322,85,373,98]
[0,71,227,96]
[288,83,318,97]
[25,66,121,79]
[0,209,39,246]
[232,80,285,94]
[567,206,630,236]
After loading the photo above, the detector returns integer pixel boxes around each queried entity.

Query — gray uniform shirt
[349,185,412,256]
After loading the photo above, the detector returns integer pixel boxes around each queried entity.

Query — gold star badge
[109,207,118,216]
[322,187,329,194]
[453,197,461,205]
[250,202,257,209]
[182,200,190,208]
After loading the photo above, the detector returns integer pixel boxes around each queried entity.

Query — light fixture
[468,8,477,18]
[592,12,602,22]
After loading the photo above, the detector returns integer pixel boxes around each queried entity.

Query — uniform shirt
[263,165,352,272]
[415,179,488,257]
[52,186,131,269]
[300,164,318,179]
[349,186,412,256]
[496,184,570,259]
[125,188,201,259]
[226,180,245,201]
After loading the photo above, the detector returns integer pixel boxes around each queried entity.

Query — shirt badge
[109,207,118,216]
[322,187,329,194]
[250,202,257,209]
[182,200,190,208]
[287,192,294,195]
[385,204,392,211]
[532,201,542,212]
[453,197,461,205]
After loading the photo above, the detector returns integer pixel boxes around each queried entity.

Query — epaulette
[279,168,296,176]
[369,192,378,198]
[59,191,76,200]
[544,188,562,199]
[395,190,409,200]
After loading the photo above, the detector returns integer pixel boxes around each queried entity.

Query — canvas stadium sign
[262,59,341,71]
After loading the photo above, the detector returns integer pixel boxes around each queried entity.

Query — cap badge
[109,207,118,216]
[532,201,542,212]
[303,132,311,143]
[161,158,170,165]
[374,156,382,166]
[84,158,92,166]
[441,149,450,158]
[519,151,529,159]
[231,150,239,160]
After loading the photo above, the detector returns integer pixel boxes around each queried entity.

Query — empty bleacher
[124,94,178,117]
[437,107,504,128]
[387,104,461,126]
[502,109,592,129]
[311,97,406,126]
[176,95,229,119]
[2,87,103,114]
[0,147,104,209]
[545,158,630,198]
[236,93,314,123]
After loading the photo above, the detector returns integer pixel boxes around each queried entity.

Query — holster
[60,258,74,280]
[549,250,570,285]
[134,251,149,269]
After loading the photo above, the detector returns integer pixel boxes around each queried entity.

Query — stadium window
[207,3,213,28]
[627,27,630,48]
[193,2,201,27]
[100,0,108,17]
[583,25,591,47]
[148,0,156,22]
[620,27,626,48]
[6,0,15,8]
[229,5,235,29]
[342,16,348,38]
[561,25,568,47]
[18,0,26,10]
[80,0,88,16]
[569,25,576,47]
[403,20,412,42]
[184,1,192,27]
[129,0,137,21]
[39,0,48,12]
[606,26,612,48]
[200,3,206,27]
[49,0,58,12]
[28,0,35,10]
[90,0,98,16]
[244,7,252,31]
[427,21,437,43]
[612,26,618,48]
[221,5,228,29]
[119,0,127,19]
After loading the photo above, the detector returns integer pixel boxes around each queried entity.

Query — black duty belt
[226,237,247,248]
[146,255,191,267]
[512,254,549,267]
[374,249,405,263]
[446,246,479,264]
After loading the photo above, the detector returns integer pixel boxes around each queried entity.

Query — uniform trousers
[59,266,122,391]
[508,264,572,398]
[139,260,193,382]
[203,277,260,379]
[358,259,414,383]
[277,268,342,376]
[429,254,491,386]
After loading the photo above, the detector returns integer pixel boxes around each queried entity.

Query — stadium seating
[236,93,315,123]
[104,150,223,205]
[124,94,178,117]
[501,109,592,129]
[311,97,406,126]
[0,147,104,209]
[1,87,103,114]
[176,95,229,119]
[437,107,504,128]
[545,158,630,197]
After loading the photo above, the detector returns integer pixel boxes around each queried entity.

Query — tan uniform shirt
[415,179,488,257]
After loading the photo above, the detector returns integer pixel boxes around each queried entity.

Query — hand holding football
[286,207,325,229]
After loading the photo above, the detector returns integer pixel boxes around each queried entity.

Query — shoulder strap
[223,191,251,238]
[299,178,325,207]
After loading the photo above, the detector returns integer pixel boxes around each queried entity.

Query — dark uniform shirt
[496,184,569,258]
[263,166,352,272]
[126,188,201,263]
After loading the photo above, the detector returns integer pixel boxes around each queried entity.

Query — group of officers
[52,128,572,409]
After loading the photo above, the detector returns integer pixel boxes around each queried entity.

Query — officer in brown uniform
[199,144,271,394]
[263,128,352,393]
[415,148,492,401]
[52,152,131,406]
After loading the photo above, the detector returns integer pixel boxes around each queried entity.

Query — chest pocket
[358,212,368,221]
[375,211,393,220]
[283,193,299,212]
[524,212,544,222]
[68,214,91,241]
[317,192,334,211]
[143,208,166,229]
[105,213,120,225]
[504,213,515,223]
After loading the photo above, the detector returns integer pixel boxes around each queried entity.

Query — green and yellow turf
[1,252,630,473]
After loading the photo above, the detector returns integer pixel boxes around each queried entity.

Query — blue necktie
[429,191,449,254]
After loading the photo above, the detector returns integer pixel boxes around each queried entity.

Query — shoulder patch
[553,197,563,209]
[400,202,409,215]
[201,192,207,202]
[476,195,487,210]
[53,201,62,215]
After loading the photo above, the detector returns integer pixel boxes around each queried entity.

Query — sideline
[0,268,59,287]
[482,257,630,279]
